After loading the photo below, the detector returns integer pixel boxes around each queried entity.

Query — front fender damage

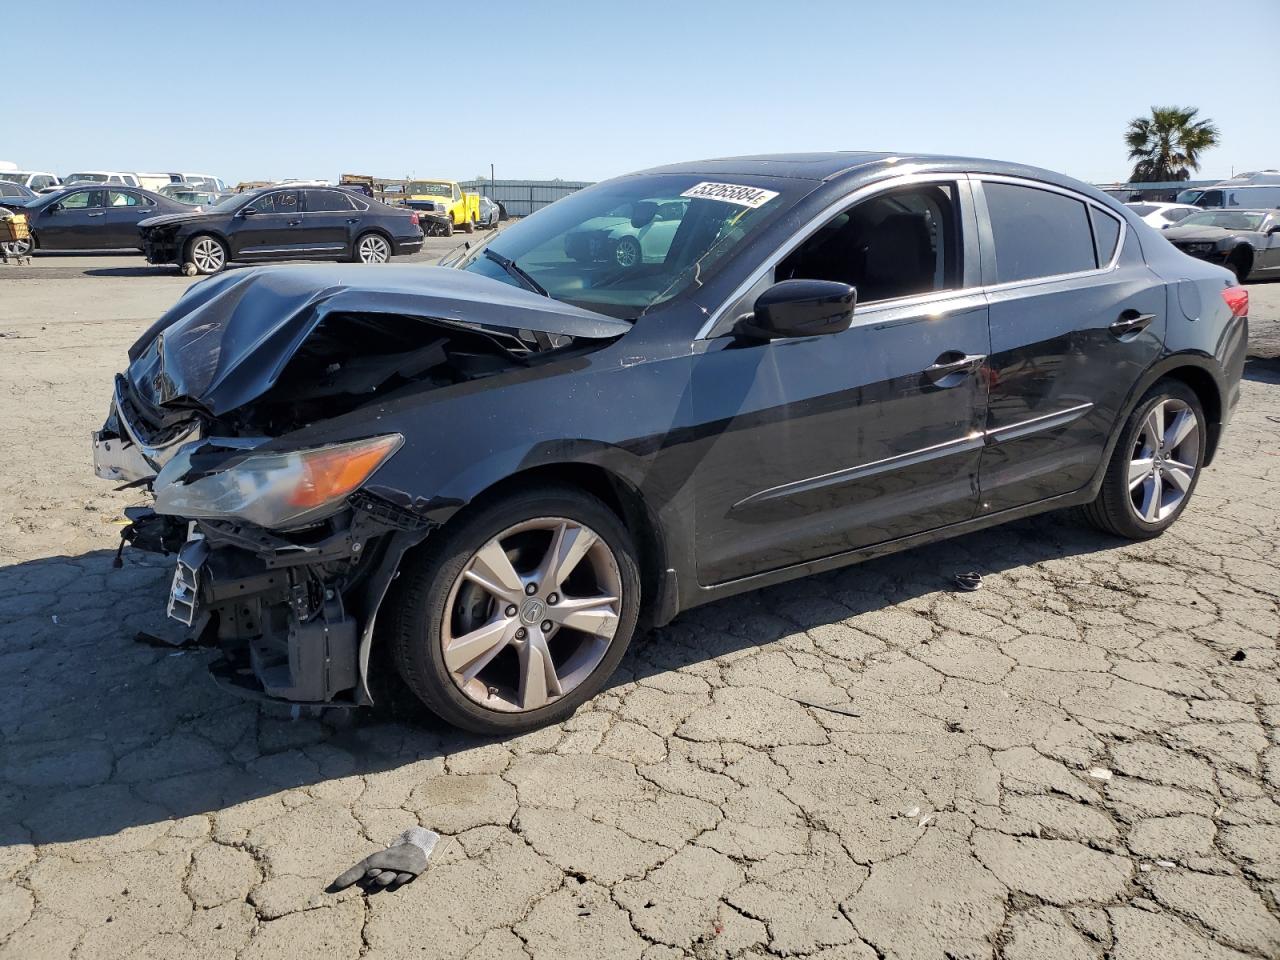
[126,491,432,706]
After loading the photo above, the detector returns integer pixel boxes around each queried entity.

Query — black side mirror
[735,279,857,341]
[1267,225,1280,236]
[630,200,657,229]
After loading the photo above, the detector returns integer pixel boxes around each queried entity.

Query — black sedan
[1,185,189,255]
[138,186,425,274]
[94,152,1247,734]
[1163,208,1280,282]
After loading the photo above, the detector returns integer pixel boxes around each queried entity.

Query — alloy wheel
[358,234,391,264]
[191,237,224,273]
[1128,398,1199,524]
[441,517,622,713]
[614,236,640,268]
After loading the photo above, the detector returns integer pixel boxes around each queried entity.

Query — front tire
[1079,379,1206,539]
[614,235,641,269]
[1227,248,1251,283]
[386,485,641,734]
[187,234,227,275]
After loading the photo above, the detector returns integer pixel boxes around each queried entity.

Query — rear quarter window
[1089,207,1121,265]
[984,182,1097,283]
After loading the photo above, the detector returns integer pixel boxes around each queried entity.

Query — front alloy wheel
[443,518,622,713]
[189,235,227,274]
[614,235,641,268]
[388,486,641,733]
[357,233,391,264]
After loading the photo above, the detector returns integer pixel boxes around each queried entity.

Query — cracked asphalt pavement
[1,252,1278,959]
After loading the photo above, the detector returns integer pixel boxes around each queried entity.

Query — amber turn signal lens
[287,435,403,509]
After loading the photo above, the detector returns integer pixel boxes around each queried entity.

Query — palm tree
[1125,106,1220,182]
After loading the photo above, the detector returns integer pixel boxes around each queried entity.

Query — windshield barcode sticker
[680,182,779,208]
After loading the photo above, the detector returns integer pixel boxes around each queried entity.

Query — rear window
[1127,204,1157,216]
[1089,207,1121,265]
[984,182,1097,283]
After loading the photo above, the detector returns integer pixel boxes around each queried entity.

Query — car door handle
[925,352,986,382]
[288,219,303,226]
[87,211,105,217]
[1109,310,1155,338]
[346,217,360,224]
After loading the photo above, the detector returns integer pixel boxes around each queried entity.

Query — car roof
[633,151,1114,196]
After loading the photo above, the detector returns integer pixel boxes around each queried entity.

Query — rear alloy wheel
[614,235,641,268]
[188,235,227,275]
[388,486,640,733]
[356,232,391,264]
[1080,380,1205,539]
[4,236,33,258]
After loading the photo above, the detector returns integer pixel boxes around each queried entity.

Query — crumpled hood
[125,264,631,416]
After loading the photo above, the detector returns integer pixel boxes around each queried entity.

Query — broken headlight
[153,434,403,529]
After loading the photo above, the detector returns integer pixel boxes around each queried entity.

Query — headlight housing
[153,434,403,529]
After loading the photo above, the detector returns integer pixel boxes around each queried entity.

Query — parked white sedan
[1126,202,1199,230]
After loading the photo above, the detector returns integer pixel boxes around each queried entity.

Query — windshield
[1175,189,1203,205]
[208,192,245,210]
[65,173,108,183]
[0,173,27,184]
[1177,211,1266,231]
[408,181,452,197]
[455,175,792,320]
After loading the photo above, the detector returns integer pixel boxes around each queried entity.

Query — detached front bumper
[129,493,432,706]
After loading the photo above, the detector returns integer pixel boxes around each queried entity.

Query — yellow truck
[404,180,481,233]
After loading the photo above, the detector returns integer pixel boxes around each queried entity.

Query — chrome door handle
[925,352,986,382]
[87,211,105,217]
[288,219,303,226]
[1110,310,1155,338]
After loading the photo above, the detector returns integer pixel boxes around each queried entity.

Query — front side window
[984,182,1096,283]
[777,183,960,303]
[455,174,795,319]
[59,190,102,210]
[247,191,299,214]
[305,189,356,212]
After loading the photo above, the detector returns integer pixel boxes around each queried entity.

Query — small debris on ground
[329,826,440,893]
[953,571,983,592]
[902,805,921,819]
[133,630,188,649]
[1230,650,1246,662]
[1087,767,1113,781]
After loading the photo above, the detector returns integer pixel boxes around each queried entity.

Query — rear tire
[1079,379,1206,539]
[386,485,641,734]
[353,231,391,264]
[463,215,475,234]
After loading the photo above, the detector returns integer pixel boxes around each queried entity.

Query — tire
[463,214,476,234]
[386,485,642,734]
[614,235,641,268]
[443,219,453,237]
[5,235,33,257]
[1227,248,1251,283]
[353,231,391,264]
[1079,379,1206,539]
[187,234,227,275]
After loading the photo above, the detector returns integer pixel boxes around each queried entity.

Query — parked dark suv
[138,185,424,273]
[96,153,1248,734]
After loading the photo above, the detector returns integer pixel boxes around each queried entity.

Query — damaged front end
[98,264,629,705]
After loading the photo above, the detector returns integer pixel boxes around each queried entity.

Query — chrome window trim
[695,172,970,340]
[697,172,1132,340]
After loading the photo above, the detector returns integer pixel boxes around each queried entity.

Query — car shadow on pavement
[0,509,1121,848]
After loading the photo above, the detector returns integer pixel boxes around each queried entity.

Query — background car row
[0,184,426,272]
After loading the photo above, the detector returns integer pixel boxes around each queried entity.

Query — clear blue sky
[7,0,1278,186]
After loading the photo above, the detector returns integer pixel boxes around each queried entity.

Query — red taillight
[1222,286,1249,318]
[409,212,419,227]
